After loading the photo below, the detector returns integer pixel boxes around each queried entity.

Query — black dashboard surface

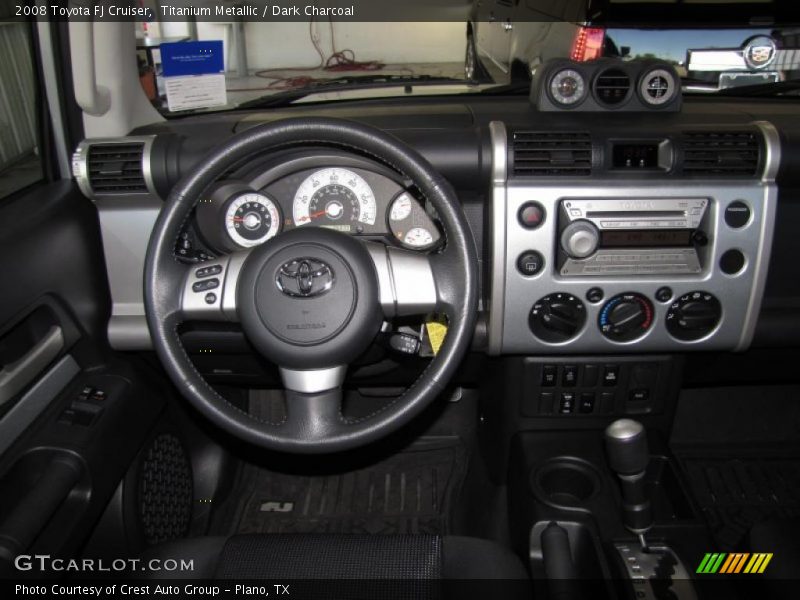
[130,95,800,345]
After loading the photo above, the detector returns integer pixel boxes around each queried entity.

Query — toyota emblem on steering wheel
[276,258,335,298]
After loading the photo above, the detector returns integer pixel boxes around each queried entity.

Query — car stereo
[557,198,709,277]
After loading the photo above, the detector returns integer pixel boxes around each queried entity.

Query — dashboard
[71,96,800,356]
[177,156,441,262]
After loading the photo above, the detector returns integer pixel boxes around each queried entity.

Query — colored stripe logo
[696,553,773,574]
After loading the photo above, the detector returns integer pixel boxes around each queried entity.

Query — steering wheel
[144,118,478,453]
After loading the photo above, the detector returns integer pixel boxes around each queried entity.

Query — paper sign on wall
[160,41,227,112]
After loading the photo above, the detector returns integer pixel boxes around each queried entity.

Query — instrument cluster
[192,165,441,257]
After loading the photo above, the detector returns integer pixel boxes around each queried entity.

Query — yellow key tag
[425,321,448,356]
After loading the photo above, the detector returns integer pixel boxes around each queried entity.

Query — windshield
[133,3,799,115]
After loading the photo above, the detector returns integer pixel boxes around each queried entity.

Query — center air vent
[594,69,631,106]
[512,131,592,177]
[681,131,761,177]
[85,142,148,194]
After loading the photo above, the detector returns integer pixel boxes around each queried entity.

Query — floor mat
[212,440,467,536]
[677,456,800,550]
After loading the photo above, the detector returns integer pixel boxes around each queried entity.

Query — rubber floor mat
[678,456,800,550]
[213,442,467,536]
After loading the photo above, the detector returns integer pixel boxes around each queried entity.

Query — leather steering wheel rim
[144,117,478,453]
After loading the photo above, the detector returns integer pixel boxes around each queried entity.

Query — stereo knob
[530,293,586,343]
[561,221,600,259]
[666,291,721,341]
[599,293,654,342]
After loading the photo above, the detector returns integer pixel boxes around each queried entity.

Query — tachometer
[292,168,376,232]
[225,192,281,248]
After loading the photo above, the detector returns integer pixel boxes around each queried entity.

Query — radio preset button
[725,201,751,229]
[561,221,600,259]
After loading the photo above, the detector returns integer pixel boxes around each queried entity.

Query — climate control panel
[489,117,779,354]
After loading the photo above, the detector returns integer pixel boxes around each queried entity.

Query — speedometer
[225,192,281,248]
[292,168,377,232]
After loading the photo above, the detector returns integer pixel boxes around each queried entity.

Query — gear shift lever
[604,419,653,546]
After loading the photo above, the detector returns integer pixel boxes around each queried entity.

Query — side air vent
[75,141,151,196]
[594,68,631,106]
[681,131,761,177]
[512,131,592,176]
[87,143,147,193]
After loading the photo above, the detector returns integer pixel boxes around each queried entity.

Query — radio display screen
[600,230,692,247]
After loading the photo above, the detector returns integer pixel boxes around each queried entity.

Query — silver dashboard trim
[736,120,781,350]
[72,135,159,201]
[489,121,780,355]
[487,121,508,355]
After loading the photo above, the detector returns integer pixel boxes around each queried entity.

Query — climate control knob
[666,291,722,341]
[530,293,586,343]
[561,221,600,258]
[599,293,654,342]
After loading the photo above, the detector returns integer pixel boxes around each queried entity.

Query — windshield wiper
[236,74,467,109]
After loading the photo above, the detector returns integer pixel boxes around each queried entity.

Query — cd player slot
[585,210,685,218]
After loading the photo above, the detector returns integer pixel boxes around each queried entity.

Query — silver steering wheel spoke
[180,249,251,321]
[364,242,438,318]
[279,365,347,394]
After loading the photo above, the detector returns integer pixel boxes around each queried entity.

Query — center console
[487,120,780,355]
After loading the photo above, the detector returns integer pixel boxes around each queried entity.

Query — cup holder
[531,457,602,508]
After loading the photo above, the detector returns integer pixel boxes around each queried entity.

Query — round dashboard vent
[593,68,631,106]
[639,68,677,106]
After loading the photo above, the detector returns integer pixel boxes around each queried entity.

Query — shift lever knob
[605,419,649,474]
[604,419,653,535]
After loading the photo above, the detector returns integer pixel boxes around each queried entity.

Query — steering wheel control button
[204,293,217,305]
[666,291,722,341]
[192,278,219,293]
[586,287,604,303]
[517,251,544,277]
[530,293,586,343]
[725,201,751,229]
[518,202,546,229]
[561,221,600,258]
[599,292,654,342]
[655,286,673,303]
[196,264,222,278]
[720,249,746,275]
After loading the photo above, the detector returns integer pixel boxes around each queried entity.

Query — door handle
[0,326,64,406]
